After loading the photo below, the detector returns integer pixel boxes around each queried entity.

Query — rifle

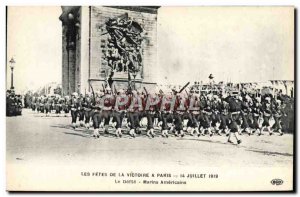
[114,85,117,94]
[88,81,96,105]
[111,84,114,95]
[126,86,132,95]
[143,87,149,96]
[102,84,106,93]
[185,90,189,96]
[178,82,190,93]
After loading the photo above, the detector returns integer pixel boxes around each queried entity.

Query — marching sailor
[70,92,79,129]
[227,94,242,144]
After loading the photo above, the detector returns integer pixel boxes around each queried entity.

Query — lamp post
[9,57,16,90]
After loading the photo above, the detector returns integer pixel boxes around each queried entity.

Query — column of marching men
[28,87,288,144]
[30,94,70,116]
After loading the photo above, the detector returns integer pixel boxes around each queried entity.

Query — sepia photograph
[6,5,294,191]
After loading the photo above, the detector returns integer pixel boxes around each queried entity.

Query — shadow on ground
[245,149,293,157]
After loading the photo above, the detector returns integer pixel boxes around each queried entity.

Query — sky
[157,7,294,85]
[6,6,294,92]
[7,6,62,93]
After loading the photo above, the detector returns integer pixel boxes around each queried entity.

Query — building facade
[59,6,159,95]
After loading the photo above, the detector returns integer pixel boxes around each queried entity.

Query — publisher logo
[271,179,283,186]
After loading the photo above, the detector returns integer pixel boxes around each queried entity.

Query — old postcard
[6,6,294,191]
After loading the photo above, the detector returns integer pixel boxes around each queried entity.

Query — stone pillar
[67,42,76,94]
[60,6,81,95]
[62,25,69,95]
[80,6,90,94]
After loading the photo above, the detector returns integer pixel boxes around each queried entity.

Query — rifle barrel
[179,82,190,93]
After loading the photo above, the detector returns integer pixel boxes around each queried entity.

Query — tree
[54,87,62,95]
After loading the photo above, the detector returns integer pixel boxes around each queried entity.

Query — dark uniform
[211,100,221,134]
[240,99,251,135]
[261,99,273,135]
[83,96,94,129]
[92,96,102,138]
[70,96,80,129]
[160,94,175,136]
[31,96,36,111]
[36,97,41,113]
[227,97,241,133]
[251,101,262,134]
[39,97,45,113]
[173,95,186,137]
[145,95,157,137]
[15,95,23,115]
[186,95,201,136]
[200,105,213,136]
[77,96,85,126]
[272,102,284,135]
[44,97,51,115]
[54,97,62,115]
[127,93,143,137]
[112,93,127,137]
[62,96,70,115]
[100,93,113,134]
[227,96,242,144]
[219,100,230,135]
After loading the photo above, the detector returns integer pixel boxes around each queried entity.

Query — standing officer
[227,94,242,144]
